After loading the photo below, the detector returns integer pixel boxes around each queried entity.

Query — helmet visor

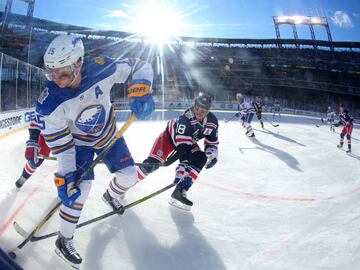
[45,66,73,81]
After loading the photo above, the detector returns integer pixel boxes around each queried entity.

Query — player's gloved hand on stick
[25,139,41,167]
[128,80,155,119]
[235,112,240,117]
[205,147,218,169]
[129,94,155,119]
[54,172,81,207]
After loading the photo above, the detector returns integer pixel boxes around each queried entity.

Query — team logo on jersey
[95,56,105,65]
[203,128,213,136]
[75,105,106,134]
[38,87,49,104]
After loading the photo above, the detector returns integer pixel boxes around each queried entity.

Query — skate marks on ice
[253,128,306,147]
[238,147,258,155]
[120,209,226,270]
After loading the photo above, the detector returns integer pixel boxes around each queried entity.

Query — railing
[0,52,46,113]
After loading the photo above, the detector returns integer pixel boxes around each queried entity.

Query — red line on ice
[202,182,360,203]
[0,186,39,238]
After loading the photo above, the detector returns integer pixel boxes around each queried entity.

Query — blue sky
[2,0,360,41]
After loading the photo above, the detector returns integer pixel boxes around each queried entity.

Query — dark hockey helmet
[194,93,212,110]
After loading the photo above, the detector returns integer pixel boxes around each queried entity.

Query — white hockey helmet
[236,93,244,102]
[44,35,84,69]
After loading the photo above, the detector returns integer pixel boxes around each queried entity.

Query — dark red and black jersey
[338,109,353,126]
[166,108,219,162]
[252,101,262,112]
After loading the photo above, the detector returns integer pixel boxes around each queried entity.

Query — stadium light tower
[273,16,333,49]
[1,0,35,31]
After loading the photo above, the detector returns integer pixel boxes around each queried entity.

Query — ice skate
[169,186,192,211]
[15,175,27,189]
[55,235,82,269]
[102,190,125,214]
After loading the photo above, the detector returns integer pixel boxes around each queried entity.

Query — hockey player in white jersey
[36,35,155,268]
[235,93,256,137]
[327,106,336,132]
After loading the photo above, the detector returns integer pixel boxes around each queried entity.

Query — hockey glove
[235,112,240,117]
[205,147,218,169]
[129,94,155,120]
[25,140,41,168]
[54,172,81,207]
[128,80,155,120]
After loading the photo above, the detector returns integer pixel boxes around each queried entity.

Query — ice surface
[0,112,359,270]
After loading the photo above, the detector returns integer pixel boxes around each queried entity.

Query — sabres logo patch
[95,56,105,65]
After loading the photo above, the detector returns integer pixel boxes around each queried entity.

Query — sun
[129,0,186,44]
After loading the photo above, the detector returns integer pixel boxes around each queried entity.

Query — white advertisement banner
[0,109,36,137]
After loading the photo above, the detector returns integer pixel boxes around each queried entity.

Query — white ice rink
[0,111,359,270]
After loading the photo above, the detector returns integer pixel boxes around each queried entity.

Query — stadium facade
[0,11,359,118]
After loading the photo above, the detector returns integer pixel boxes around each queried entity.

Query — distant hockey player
[334,104,353,154]
[235,93,255,137]
[137,93,219,210]
[36,35,155,268]
[326,106,336,132]
[15,122,50,188]
[252,97,264,128]
[273,100,281,118]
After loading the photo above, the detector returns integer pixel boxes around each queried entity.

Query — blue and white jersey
[238,101,255,114]
[327,110,336,121]
[36,56,153,174]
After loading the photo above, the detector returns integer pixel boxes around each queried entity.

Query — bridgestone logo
[0,116,22,129]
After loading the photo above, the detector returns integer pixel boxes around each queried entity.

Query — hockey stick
[262,115,279,127]
[20,183,176,242]
[224,114,238,123]
[8,114,137,258]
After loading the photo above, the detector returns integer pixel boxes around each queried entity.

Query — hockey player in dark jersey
[334,104,353,154]
[253,97,264,128]
[137,93,219,210]
[15,121,51,188]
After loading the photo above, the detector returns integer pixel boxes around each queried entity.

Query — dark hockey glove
[54,172,81,207]
[205,147,218,169]
[25,140,41,168]
[235,112,240,117]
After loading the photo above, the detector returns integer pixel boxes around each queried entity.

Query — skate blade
[55,248,80,269]
[168,198,191,211]
[102,197,125,214]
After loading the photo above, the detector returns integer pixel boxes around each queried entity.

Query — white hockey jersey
[237,101,255,114]
[36,56,153,174]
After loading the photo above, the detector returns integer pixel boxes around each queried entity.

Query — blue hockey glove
[54,172,81,207]
[235,112,240,117]
[129,94,155,120]
[205,147,218,169]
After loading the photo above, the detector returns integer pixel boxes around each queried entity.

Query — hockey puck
[8,251,17,259]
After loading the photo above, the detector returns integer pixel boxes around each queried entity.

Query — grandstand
[0,11,360,117]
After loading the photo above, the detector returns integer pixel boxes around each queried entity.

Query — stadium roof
[1,12,360,49]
